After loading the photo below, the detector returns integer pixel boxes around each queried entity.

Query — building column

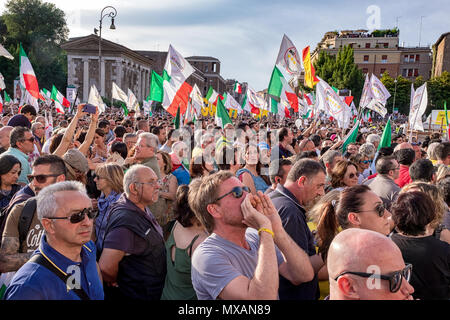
[83,58,89,102]
[116,58,122,88]
[100,59,106,97]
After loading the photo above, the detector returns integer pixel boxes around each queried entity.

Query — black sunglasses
[216,186,250,202]
[44,208,97,224]
[27,173,61,183]
[358,203,386,217]
[21,137,35,143]
[334,264,412,293]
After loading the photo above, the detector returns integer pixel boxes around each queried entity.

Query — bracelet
[258,227,275,239]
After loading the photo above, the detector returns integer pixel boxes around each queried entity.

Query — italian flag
[173,105,183,129]
[342,119,360,153]
[205,86,223,105]
[234,81,242,94]
[0,93,3,113]
[268,65,299,112]
[148,45,194,117]
[4,91,11,103]
[19,44,41,101]
[51,85,69,114]
[241,86,266,115]
[215,96,232,128]
[270,96,290,118]
[378,117,392,150]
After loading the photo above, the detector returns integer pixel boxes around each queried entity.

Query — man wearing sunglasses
[0,155,66,275]
[190,171,314,300]
[3,126,35,185]
[4,181,104,300]
[328,228,414,300]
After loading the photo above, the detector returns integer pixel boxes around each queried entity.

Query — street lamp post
[393,78,398,114]
[95,6,117,97]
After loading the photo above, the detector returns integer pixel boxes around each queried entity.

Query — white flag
[275,34,303,79]
[315,77,351,128]
[0,72,5,90]
[224,93,242,113]
[0,43,14,60]
[190,84,204,115]
[127,89,140,112]
[365,98,388,118]
[111,82,128,103]
[409,83,427,131]
[370,74,391,103]
[88,85,106,113]
[359,74,372,108]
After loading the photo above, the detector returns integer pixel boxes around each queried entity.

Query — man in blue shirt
[4,181,104,300]
[3,126,35,185]
[270,159,326,300]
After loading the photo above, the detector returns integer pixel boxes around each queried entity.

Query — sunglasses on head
[359,203,386,217]
[27,173,61,183]
[216,186,250,202]
[334,264,412,293]
[44,208,97,224]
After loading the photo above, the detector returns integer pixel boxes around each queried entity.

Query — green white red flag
[19,44,41,102]
[268,65,299,112]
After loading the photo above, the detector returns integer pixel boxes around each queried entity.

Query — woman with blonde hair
[155,150,178,228]
[93,163,124,254]
[435,164,450,183]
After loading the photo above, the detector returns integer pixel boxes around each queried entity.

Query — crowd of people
[0,101,448,301]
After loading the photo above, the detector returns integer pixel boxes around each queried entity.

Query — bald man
[393,142,413,152]
[0,126,13,154]
[328,229,414,300]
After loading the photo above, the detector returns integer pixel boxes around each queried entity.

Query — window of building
[410,55,415,62]
[381,55,387,63]
[414,69,419,77]
[402,69,407,77]
[383,43,389,48]
[349,43,353,48]
[404,55,409,62]
[408,69,413,77]
[212,63,216,73]
[416,54,420,62]
[365,43,371,48]
[363,55,369,62]
[380,68,386,75]
[205,65,208,72]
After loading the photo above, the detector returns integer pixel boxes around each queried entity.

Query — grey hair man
[366,134,381,150]
[328,228,414,300]
[365,156,400,210]
[4,181,103,300]
[322,150,343,178]
[133,132,161,179]
[98,164,166,300]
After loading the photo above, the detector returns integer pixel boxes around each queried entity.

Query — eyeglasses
[27,173,61,183]
[21,137,35,143]
[358,203,387,217]
[334,264,412,293]
[390,166,401,171]
[135,180,159,187]
[360,160,371,164]
[216,186,250,202]
[44,208,97,224]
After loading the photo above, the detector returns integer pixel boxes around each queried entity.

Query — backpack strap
[18,197,37,247]
[29,253,91,300]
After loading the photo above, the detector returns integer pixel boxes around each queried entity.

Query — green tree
[380,72,412,115]
[313,45,365,103]
[427,71,450,111]
[0,0,68,98]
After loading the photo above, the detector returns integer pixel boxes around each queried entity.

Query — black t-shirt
[390,233,450,300]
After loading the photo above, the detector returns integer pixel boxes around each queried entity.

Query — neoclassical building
[61,34,153,102]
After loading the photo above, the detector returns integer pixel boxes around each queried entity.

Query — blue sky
[1,0,449,91]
